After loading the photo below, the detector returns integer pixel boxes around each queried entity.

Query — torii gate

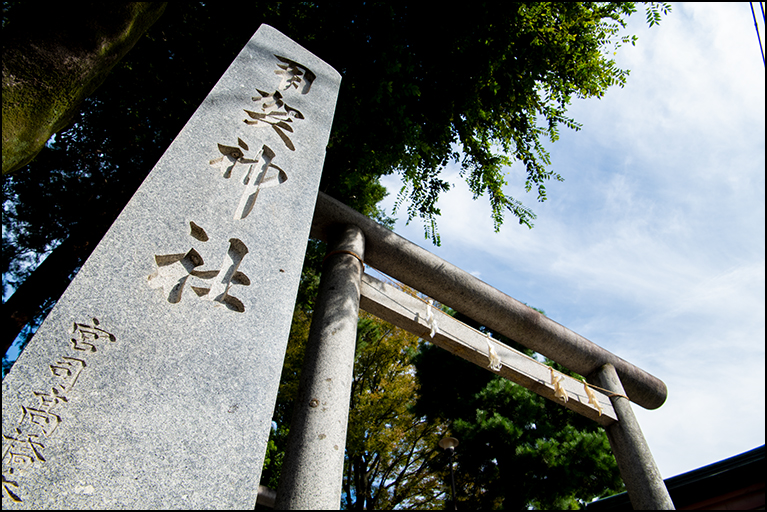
[275,193,675,510]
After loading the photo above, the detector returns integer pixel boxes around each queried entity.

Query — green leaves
[646,2,673,28]
[344,311,451,509]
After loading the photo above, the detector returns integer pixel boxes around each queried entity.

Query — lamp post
[439,437,459,510]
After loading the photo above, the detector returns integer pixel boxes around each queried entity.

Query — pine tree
[414,313,625,509]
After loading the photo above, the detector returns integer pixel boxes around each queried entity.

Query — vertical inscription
[2,319,116,503]
[151,54,315,313]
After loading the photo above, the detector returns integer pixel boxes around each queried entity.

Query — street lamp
[439,437,459,510]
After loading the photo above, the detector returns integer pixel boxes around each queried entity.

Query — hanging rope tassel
[550,367,569,403]
[582,379,603,416]
[425,299,439,338]
[485,333,502,372]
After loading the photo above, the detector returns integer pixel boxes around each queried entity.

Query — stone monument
[2,24,341,508]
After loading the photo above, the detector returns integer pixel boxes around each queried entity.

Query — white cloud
[379,1,765,479]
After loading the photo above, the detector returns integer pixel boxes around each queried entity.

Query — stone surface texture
[590,364,675,510]
[2,24,340,509]
[276,225,365,509]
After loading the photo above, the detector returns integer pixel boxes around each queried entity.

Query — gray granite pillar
[275,224,365,510]
[590,364,675,510]
[2,25,340,509]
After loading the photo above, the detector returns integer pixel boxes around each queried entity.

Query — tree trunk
[353,454,368,510]
[3,2,167,175]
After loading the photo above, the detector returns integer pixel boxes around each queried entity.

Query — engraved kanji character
[149,223,250,312]
[210,142,287,220]
[32,387,69,413]
[208,138,259,179]
[274,55,316,94]
[244,90,304,151]
[2,427,44,502]
[2,473,22,503]
[190,238,250,313]
[49,356,86,391]
[148,246,205,304]
[3,428,47,467]
[232,145,286,220]
[19,406,61,437]
[68,318,116,352]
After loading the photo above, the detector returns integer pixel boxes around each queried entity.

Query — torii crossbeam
[276,192,674,510]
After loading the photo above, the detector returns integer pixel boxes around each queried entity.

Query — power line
[750,2,765,66]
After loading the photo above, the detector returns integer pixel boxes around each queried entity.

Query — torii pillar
[590,364,675,509]
[276,224,365,509]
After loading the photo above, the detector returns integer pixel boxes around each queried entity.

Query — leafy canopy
[343,313,449,510]
[313,2,671,243]
[414,313,625,509]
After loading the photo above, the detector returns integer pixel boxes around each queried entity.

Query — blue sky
[376,3,765,479]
